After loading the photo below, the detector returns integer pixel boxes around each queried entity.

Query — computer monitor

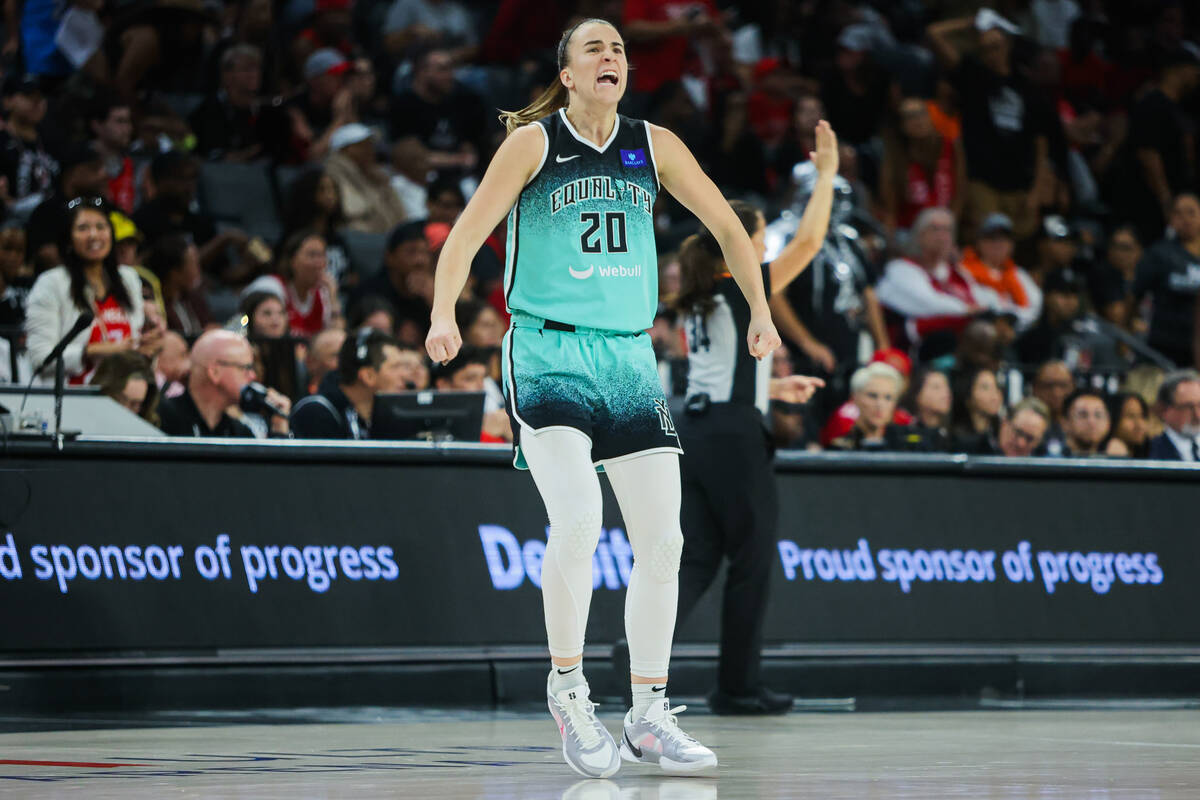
[372,390,485,442]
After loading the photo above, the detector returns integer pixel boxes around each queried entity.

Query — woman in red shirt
[25,198,149,385]
[267,230,343,338]
[878,97,966,239]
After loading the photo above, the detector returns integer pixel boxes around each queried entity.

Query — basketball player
[673,122,838,716]
[425,18,780,778]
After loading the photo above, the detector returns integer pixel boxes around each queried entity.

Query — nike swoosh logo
[556,154,581,163]
[568,266,594,279]
[623,731,642,758]
[651,685,665,693]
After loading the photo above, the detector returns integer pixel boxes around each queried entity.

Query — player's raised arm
[426,123,545,364]
[770,120,839,294]
[650,124,781,360]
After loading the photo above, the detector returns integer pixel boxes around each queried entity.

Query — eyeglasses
[1170,401,1200,414]
[67,196,104,210]
[216,360,255,373]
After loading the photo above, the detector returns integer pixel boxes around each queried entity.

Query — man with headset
[290,328,407,439]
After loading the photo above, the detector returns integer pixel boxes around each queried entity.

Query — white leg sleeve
[604,452,683,678]
[519,426,604,660]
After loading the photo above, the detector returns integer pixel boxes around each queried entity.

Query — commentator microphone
[35,311,95,374]
[239,381,288,418]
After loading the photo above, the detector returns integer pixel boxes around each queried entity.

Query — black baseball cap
[1040,214,1075,240]
[1159,42,1200,71]
[2,73,43,97]
[1044,267,1084,294]
[58,140,103,173]
[387,219,427,251]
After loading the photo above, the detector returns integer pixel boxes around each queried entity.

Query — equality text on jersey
[549,176,653,217]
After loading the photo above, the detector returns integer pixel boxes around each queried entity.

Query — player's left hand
[770,375,826,404]
[747,313,781,361]
[811,120,839,177]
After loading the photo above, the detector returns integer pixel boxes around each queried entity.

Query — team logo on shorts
[654,399,677,436]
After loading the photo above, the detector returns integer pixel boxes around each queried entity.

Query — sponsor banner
[0,450,1194,653]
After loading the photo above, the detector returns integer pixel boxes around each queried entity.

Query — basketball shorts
[502,312,683,470]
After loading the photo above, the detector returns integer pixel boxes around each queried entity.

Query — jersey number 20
[579,212,628,254]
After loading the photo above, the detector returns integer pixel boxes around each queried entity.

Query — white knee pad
[606,452,684,677]
[646,528,684,583]
[550,508,603,562]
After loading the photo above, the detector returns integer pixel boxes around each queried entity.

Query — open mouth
[597,70,619,86]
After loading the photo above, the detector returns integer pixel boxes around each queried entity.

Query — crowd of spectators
[0,0,1198,461]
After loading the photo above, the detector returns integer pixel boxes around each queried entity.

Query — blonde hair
[498,18,618,135]
[1122,364,1166,410]
[850,362,904,395]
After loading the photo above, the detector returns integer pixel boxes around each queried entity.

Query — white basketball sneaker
[619,697,718,774]
[546,671,620,779]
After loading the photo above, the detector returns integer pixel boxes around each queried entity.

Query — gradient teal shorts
[501,312,682,470]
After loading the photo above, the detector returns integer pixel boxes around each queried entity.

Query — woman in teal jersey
[426,18,779,778]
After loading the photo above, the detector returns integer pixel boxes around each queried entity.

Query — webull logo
[567,265,643,280]
[479,524,632,590]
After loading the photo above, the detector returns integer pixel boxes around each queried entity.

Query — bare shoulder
[646,123,694,180]
[503,122,548,157]
[487,122,548,181]
[508,121,547,144]
[647,122,684,154]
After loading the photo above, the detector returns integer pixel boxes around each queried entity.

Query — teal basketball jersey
[504,109,659,333]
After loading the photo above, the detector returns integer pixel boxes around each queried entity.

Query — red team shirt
[73,294,133,385]
[108,157,137,214]
[897,138,956,229]
[285,280,333,338]
[622,0,719,92]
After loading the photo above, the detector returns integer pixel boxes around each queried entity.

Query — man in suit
[1148,370,1200,461]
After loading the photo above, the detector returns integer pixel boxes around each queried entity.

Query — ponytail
[672,199,763,315]
[673,233,723,316]
[499,82,569,135]
[498,17,618,135]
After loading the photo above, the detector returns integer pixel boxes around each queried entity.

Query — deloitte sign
[478,525,634,591]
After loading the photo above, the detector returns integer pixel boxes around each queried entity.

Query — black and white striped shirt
[682,264,773,415]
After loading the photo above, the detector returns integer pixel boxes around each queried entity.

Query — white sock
[631,682,666,719]
[550,662,584,694]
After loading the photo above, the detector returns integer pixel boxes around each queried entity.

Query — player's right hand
[426,316,462,365]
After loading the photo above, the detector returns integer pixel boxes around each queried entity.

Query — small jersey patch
[620,148,646,167]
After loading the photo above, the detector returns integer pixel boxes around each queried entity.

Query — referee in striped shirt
[672,122,838,714]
